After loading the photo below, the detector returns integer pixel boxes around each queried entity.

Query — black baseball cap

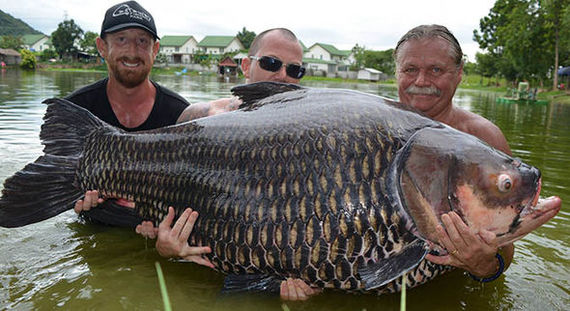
[100,1,159,40]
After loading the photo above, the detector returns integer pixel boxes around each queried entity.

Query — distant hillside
[0,10,42,36]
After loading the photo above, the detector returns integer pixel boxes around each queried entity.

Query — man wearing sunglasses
[174,28,305,122]
[136,28,319,301]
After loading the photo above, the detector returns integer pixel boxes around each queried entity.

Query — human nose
[414,69,430,86]
[275,65,288,80]
[125,38,140,52]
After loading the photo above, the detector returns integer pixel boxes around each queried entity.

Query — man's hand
[154,207,214,269]
[136,221,158,239]
[426,211,512,277]
[74,190,104,214]
[280,278,322,301]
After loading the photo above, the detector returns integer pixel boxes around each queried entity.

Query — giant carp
[0,82,561,294]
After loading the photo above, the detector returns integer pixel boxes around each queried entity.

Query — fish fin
[220,274,284,294]
[79,200,143,228]
[358,239,428,290]
[231,81,303,109]
[0,98,109,228]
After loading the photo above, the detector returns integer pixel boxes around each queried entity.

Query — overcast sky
[2,0,496,61]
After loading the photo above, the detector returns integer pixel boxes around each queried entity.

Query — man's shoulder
[454,108,510,154]
[65,79,107,102]
[459,109,498,130]
[154,82,190,107]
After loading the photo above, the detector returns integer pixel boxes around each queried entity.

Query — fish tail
[0,98,108,228]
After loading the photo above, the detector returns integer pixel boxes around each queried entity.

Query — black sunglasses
[249,55,306,79]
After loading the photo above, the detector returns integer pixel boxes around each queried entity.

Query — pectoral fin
[221,274,284,294]
[358,239,427,290]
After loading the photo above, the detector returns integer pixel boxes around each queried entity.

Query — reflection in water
[0,70,568,310]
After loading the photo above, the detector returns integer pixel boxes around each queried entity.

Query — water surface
[0,70,568,310]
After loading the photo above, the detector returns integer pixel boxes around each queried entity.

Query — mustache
[405,85,441,96]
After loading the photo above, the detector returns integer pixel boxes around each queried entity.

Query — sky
[1,0,497,61]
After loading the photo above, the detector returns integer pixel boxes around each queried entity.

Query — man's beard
[109,57,149,88]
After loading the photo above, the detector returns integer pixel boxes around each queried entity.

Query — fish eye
[497,174,513,192]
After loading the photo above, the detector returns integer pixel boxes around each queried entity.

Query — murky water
[0,69,568,310]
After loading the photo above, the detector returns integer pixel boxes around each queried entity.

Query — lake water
[0,69,568,310]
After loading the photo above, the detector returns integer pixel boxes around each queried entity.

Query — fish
[0,82,561,294]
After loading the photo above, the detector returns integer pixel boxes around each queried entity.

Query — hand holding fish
[73,190,135,214]
[280,278,322,301]
[426,211,511,278]
[136,220,158,238]
[73,190,105,213]
[155,207,215,269]
[154,207,323,300]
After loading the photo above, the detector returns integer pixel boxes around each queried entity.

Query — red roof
[219,56,237,67]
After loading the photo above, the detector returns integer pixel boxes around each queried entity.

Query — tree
[155,53,168,64]
[363,49,395,75]
[80,31,98,56]
[543,0,570,88]
[474,0,570,87]
[39,48,58,61]
[51,19,83,60]
[236,27,256,49]
[475,52,499,85]
[0,35,24,50]
[19,49,36,70]
[350,44,366,70]
[350,44,395,74]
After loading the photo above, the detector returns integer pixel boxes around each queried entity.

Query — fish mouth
[518,196,561,221]
[496,184,561,246]
[519,178,542,218]
[517,178,560,221]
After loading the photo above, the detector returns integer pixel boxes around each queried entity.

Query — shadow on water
[0,70,568,310]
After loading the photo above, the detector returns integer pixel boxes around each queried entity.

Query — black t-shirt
[64,78,189,227]
[65,78,189,131]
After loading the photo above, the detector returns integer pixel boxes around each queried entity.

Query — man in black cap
[68,1,193,233]
[68,2,317,300]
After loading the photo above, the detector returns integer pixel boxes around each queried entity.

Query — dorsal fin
[231,81,303,109]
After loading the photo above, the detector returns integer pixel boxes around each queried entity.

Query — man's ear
[152,40,160,59]
[241,57,251,79]
[96,37,107,58]
[455,63,464,87]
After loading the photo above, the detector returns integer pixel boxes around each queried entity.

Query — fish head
[396,126,561,247]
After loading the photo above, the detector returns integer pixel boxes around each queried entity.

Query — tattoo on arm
[177,104,210,123]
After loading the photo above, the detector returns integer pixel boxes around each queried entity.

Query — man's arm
[176,97,240,123]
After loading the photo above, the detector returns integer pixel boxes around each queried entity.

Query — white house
[159,35,198,64]
[197,36,244,55]
[304,43,352,75]
[22,34,50,52]
[357,68,386,82]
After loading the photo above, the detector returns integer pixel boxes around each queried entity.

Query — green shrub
[19,49,36,70]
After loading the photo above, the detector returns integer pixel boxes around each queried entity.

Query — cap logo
[112,4,152,22]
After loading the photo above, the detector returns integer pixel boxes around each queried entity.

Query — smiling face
[97,28,159,88]
[395,37,462,118]
[241,31,304,84]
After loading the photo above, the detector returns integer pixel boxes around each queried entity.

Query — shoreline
[14,63,570,104]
